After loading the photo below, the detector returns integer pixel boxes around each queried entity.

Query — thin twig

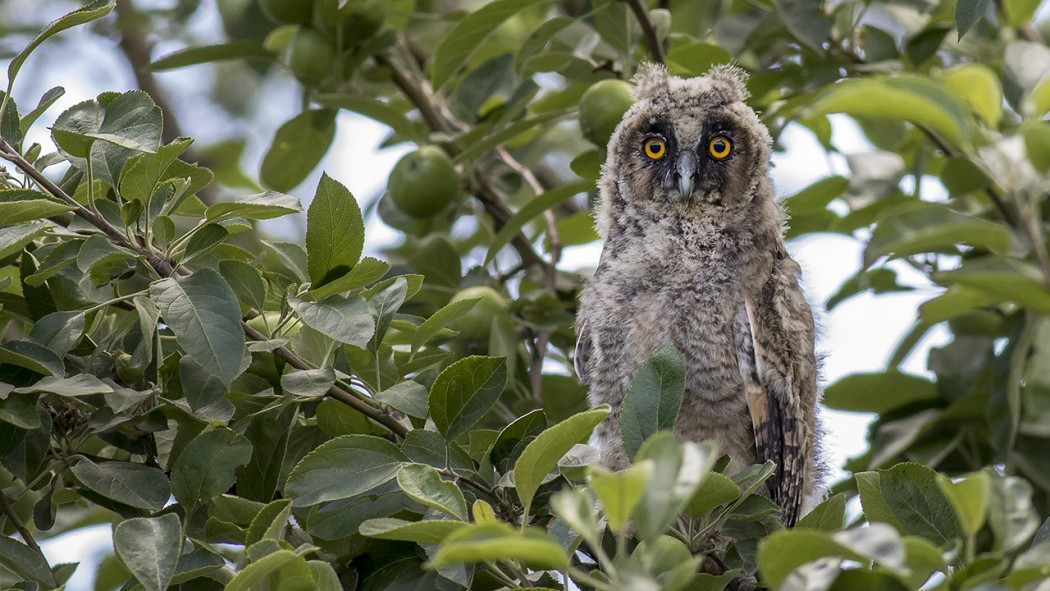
[376,51,549,271]
[0,488,42,556]
[0,140,177,277]
[917,127,1019,227]
[241,322,410,437]
[624,0,666,64]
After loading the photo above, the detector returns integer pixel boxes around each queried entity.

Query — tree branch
[0,488,43,557]
[0,140,176,277]
[241,322,410,437]
[624,0,666,64]
[1,137,411,439]
[376,51,549,271]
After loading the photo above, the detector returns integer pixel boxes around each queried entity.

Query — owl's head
[597,63,773,235]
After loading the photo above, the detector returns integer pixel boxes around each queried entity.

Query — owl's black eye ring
[708,136,732,159]
[643,137,666,160]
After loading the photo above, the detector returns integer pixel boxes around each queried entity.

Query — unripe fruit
[259,0,314,24]
[286,27,335,85]
[448,286,510,342]
[341,0,387,42]
[579,79,635,147]
[388,146,460,218]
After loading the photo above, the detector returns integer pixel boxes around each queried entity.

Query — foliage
[0,0,1048,590]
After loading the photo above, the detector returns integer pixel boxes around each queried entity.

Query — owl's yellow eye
[708,136,731,159]
[643,137,666,160]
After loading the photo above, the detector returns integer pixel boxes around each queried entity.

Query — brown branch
[624,0,666,64]
[0,488,43,556]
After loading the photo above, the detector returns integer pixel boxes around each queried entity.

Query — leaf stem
[0,487,44,557]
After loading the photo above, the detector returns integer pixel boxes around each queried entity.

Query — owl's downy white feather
[575,63,824,525]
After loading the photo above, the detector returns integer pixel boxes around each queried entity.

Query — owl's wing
[738,254,817,527]
[574,319,592,384]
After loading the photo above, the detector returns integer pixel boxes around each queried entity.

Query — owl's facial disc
[675,150,698,198]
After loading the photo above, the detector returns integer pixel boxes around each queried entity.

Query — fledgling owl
[574,63,823,525]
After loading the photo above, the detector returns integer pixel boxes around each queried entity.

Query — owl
[574,63,823,526]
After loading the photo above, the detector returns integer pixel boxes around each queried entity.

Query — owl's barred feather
[575,63,824,526]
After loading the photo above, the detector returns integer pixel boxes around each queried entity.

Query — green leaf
[118,138,192,207]
[225,550,311,591]
[773,0,832,52]
[866,203,1011,266]
[861,463,963,545]
[812,76,974,147]
[935,257,1050,313]
[988,474,1039,552]
[375,380,429,419]
[797,493,847,531]
[1024,122,1050,172]
[485,182,590,263]
[431,522,569,570]
[281,368,335,399]
[20,86,64,135]
[26,311,85,358]
[149,41,273,70]
[0,190,74,225]
[0,221,48,260]
[288,293,375,347]
[396,463,468,520]
[0,340,63,376]
[238,406,295,503]
[942,63,1002,126]
[171,427,253,511]
[149,268,248,386]
[285,434,408,506]
[169,550,225,586]
[491,409,547,470]
[589,461,653,534]
[305,173,364,288]
[206,190,301,221]
[0,536,56,587]
[1023,75,1050,118]
[429,355,508,441]
[936,471,990,536]
[246,499,292,547]
[955,0,992,39]
[514,405,611,516]
[620,343,686,461]
[823,371,938,414]
[219,259,266,311]
[412,297,480,351]
[313,94,424,143]
[431,0,546,89]
[359,517,468,544]
[758,524,904,588]
[87,90,163,153]
[310,256,389,300]
[782,175,849,216]
[70,458,171,510]
[178,356,226,411]
[114,514,183,591]
[685,472,740,518]
[7,0,115,86]
[260,110,336,192]
[14,374,111,397]
[633,435,716,542]
[181,223,228,263]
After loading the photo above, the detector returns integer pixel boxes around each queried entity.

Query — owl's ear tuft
[707,64,751,102]
[632,62,671,101]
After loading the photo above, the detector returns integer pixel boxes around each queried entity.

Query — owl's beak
[676,150,698,198]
